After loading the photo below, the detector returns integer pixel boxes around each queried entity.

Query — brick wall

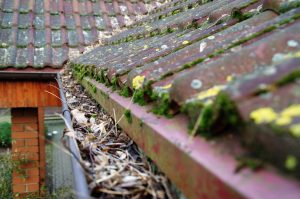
[11,108,45,197]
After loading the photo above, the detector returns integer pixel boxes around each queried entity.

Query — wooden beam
[0,80,61,108]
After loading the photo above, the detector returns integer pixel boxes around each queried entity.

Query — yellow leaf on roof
[281,104,300,118]
[182,40,189,45]
[285,155,297,171]
[197,85,225,101]
[132,75,145,90]
[161,84,172,89]
[275,116,292,126]
[226,75,233,82]
[290,124,300,138]
[250,107,277,124]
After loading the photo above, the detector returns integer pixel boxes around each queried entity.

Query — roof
[70,0,300,179]
[0,0,167,69]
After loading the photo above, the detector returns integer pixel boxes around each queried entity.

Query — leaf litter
[60,68,176,199]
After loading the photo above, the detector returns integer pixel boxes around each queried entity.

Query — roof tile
[69,0,300,176]
[0,0,164,69]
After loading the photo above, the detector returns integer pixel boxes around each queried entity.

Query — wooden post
[38,107,46,194]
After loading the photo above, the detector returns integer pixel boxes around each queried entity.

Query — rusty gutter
[80,76,300,199]
[57,74,90,199]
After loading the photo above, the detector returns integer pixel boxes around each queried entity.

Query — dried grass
[60,68,174,199]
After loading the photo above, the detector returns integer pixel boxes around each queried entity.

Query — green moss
[254,70,300,96]
[111,76,118,91]
[181,57,205,70]
[126,35,133,42]
[197,104,214,135]
[172,9,181,15]
[139,120,144,127]
[119,86,132,97]
[92,85,97,93]
[183,92,241,136]
[231,10,255,22]
[236,11,300,45]
[182,100,205,134]
[133,89,147,106]
[279,1,300,13]
[104,76,111,87]
[124,109,132,124]
[269,123,286,135]
[152,93,172,117]
[235,157,264,172]
[158,14,166,19]
[277,70,300,86]
[79,70,87,81]
[167,27,175,33]
[99,70,106,83]
[212,92,240,128]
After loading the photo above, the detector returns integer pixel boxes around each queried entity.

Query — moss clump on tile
[231,10,256,22]
[181,100,206,134]
[277,70,300,86]
[285,155,298,171]
[210,92,241,131]
[119,86,132,98]
[95,71,104,83]
[172,9,181,15]
[235,157,264,172]
[79,69,87,81]
[133,89,147,106]
[92,85,97,93]
[152,93,173,118]
[196,104,214,136]
[98,70,106,83]
[111,76,118,91]
[279,1,300,13]
[139,120,144,127]
[104,76,111,87]
[183,92,241,136]
[124,109,132,124]
[181,57,205,70]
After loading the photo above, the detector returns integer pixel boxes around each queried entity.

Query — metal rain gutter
[57,74,90,199]
[0,69,59,80]
[79,76,300,199]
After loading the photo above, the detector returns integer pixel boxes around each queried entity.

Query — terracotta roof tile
[214,58,300,172]
[69,0,300,176]
[0,0,165,69]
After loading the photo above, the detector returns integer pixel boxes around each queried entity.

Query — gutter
[79,76,300,199]
[0,69,59,80]
[57,74,90,199]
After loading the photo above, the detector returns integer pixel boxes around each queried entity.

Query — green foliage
[0,152,13,199]
[0,122,12,147]
[124,109,133,124]
[133,89,147,106]
[111,76,118,91]
[119,86,131,98]
[235,157,264,173]
[277,70,300,86]
[152,93,173,118]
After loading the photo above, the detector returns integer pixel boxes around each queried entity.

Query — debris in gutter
[60,68,177,199]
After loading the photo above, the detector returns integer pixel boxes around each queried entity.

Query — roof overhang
[0,68,61,80]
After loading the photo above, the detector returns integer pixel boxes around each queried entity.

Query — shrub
[0,122,11,147]
[0,151,12,199]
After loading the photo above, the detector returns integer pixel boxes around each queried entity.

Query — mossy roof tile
[0,0,164,69]
[69,0,300,175]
